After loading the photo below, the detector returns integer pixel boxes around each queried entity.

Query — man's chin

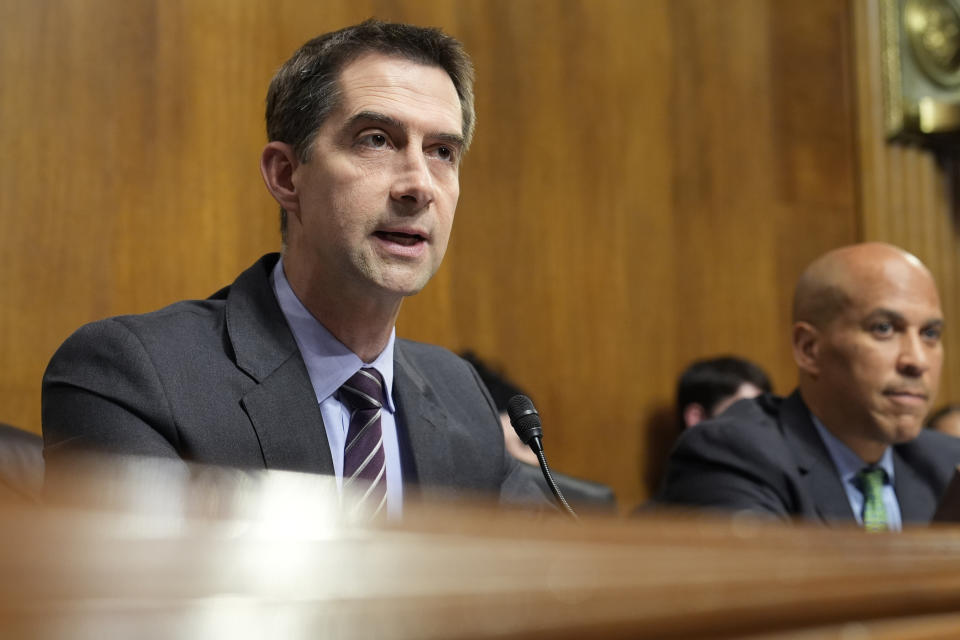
[372,274,432,299]
[886,418,924,444]
[371,263,438,297]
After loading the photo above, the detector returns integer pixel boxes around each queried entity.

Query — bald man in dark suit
[657,243,960,528]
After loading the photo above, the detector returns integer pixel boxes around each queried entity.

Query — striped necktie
[856,467,888,533]
[338,367,387,516]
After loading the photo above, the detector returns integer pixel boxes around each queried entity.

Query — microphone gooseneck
[507,395,578,520]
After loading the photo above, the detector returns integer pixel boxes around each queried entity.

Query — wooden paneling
[2,0,862,509]
[404,0,860,506]
[853,0,960,411]
[0,0,283,432]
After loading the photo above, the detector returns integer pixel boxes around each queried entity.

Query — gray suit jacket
[655,391,960,524]
[43,254,539,503]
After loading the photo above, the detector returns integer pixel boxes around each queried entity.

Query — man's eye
[922,327,943,342]
[432,145,457,163]
[359,133,389,148]
[870,322,893,337]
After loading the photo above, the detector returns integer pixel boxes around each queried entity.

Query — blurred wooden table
[5,459,960,639]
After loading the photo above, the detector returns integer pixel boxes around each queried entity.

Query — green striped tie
[856,467,888,533]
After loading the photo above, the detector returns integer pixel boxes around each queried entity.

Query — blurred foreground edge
[6,454,960,639]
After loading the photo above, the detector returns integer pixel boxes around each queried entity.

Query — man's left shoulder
[395,338,458,361]
[899,428,960,468]
[395,339,475,379]
[393,339,493,406]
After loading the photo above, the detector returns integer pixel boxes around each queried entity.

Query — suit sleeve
[655,421,793,519]
[42,319,182,474]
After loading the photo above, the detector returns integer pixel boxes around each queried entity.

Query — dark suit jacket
[514,462,617,514]
[655,391,960,525]
[42,254,539,504]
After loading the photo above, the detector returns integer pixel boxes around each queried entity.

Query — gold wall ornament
[882,0,960,138]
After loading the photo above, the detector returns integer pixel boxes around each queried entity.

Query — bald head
[793,243,938,329]
[792,242,944,463]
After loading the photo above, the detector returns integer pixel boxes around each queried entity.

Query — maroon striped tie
[338,368,387,515]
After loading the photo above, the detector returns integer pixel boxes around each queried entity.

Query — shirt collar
[810,412,895,484]
[270,257,395,412]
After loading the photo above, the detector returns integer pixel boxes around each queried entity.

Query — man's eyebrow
[433,132,466,148]
[346,110,464,147]
[863,308,905,325]
[865,308,944,327]
[346,111,406,134]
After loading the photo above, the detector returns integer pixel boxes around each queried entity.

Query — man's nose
[898,332,931,378]
[390,147,434,210]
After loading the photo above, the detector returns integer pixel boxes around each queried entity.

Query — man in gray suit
[657,243,960,528]
[43,20,540,516]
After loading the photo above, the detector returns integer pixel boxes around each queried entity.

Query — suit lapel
[240,354,334,474]
[393,342,455,488]
[780,392,855,523]
[226,254,334,474]
[893,450,938,522]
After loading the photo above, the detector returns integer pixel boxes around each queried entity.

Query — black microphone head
[507,394,543,445]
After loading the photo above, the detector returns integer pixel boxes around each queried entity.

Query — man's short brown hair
[265,19,476,242]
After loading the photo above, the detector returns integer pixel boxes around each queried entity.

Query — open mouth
[374,230,425,246]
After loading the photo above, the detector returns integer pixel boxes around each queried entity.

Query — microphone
[507,395,578,519]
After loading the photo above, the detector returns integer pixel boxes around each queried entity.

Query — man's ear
[792,321,821,376]
[260,141,301,216]
[683,403,706,429]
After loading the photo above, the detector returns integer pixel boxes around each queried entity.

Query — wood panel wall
[1,0,874,509]
[852,0,960,410]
